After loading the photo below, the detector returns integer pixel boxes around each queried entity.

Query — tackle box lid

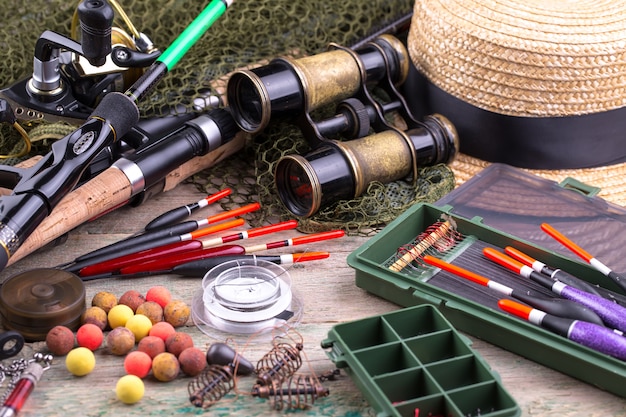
[436,163,626,273]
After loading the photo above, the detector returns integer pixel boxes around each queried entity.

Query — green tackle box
[321,304,521,417]
[325,164,626,414]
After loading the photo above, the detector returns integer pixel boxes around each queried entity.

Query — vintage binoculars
[227,34,460,218]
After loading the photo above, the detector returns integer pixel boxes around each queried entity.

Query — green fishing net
[0,0,455,235]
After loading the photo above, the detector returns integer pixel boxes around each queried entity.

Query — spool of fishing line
[192,259,303,340]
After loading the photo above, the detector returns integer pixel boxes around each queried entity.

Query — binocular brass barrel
[275,114,459,218]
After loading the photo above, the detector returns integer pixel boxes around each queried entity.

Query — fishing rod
[8,105,243,266]
[0,0,234,270]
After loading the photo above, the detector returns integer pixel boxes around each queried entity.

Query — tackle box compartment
[322,304,521,417]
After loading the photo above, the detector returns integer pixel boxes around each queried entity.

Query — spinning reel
[0,0,161,157]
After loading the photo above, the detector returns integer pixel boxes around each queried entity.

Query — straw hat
[404,0,626,206]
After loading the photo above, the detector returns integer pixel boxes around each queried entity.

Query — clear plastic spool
[208,264,285,311]
[193,259,303,340]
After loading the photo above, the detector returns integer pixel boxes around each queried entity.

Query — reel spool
[192,259,303,341]
[0,268,86,341]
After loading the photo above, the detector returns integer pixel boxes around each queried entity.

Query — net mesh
[0,0,455,235]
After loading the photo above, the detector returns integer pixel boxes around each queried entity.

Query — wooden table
[1,180,625,417]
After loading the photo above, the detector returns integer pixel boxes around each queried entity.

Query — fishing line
[192,256,305,341]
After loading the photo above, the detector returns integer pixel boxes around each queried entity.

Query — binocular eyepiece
[226,34,410,134]
[274,114,459,218]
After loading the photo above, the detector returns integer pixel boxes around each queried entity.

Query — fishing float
[540,223,626,293]
[421,255,604,325]
[504,246,603,297]
[498,299,626,361]
[81,251,330,280]
[483,247,626,334]
[116,229,345,276]
[170,251,329,276]
[63,202,260,273]
[144,188,232,231]
[242,229,345,252]
[77,220,299,277]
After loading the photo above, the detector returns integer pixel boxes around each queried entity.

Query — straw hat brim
[450,153,626,207]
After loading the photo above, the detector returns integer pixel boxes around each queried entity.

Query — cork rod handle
[8,132,246,265]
